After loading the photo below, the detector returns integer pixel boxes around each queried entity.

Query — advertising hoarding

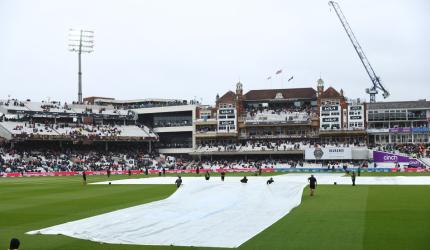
[305,147,352,160]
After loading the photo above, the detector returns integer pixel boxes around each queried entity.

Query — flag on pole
[275,69,282,75]
[267,76,272,80]
[288,76,294,82]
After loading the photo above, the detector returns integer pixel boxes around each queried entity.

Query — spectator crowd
[379,143,430,158]
[0,146,159,174]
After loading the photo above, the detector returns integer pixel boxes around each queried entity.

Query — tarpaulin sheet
[27,176,307,248]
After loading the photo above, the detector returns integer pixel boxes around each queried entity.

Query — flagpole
[275,69,283,89]
[267,76,272,89]
[281,73,284,89]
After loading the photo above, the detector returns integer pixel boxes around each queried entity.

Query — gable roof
[320,87,342,99]
[217,91,236,104]
[243,88,316,101]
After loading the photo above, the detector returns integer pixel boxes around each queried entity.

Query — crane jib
[328,1,390,103]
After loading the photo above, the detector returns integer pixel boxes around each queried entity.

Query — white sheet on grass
[286,174,430,185]
[90,174,430,186]
[27,174,430,248]
[27,176,308,248]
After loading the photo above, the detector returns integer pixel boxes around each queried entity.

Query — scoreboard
[320,105,341,130]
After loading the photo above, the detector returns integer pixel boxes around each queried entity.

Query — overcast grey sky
[1,0,429,104]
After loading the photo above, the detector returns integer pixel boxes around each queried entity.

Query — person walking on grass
[308,175,317,196]
[351,171,356,186]
[9,238,20,250]
[82,171,87,185]
[107,168,111,179]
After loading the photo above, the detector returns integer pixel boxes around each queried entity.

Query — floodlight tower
[68,29,94,103]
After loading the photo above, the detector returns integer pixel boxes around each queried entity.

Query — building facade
[1,80,428,159]
[367,101,430,144]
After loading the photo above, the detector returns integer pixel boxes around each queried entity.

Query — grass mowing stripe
[363,186,430,250]
[1,184,177,250]
[240,185,369,250]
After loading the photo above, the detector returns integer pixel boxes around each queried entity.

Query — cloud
[0,0,429,104]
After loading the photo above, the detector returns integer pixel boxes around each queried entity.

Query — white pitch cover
[27,176,307,248]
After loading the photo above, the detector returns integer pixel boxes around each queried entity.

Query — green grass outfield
[1,173,429,250]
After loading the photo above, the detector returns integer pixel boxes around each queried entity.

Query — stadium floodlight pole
[68,29,94,103]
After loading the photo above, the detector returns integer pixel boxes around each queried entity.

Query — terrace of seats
[0,122,156,140]
[1,122,58,136]
[0,100,131,116]
[195,142,307,153]
[195,141,368,153]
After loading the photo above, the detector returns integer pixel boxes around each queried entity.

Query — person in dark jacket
[82,171,87,185]
[267,177,274,185]
[308,175,317,196]
[175,176,182,188]
[9,238,20,250]
[221,170,226,181]
[240,176,248,183]
[351,171,356,186]
[205,171,210,180]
